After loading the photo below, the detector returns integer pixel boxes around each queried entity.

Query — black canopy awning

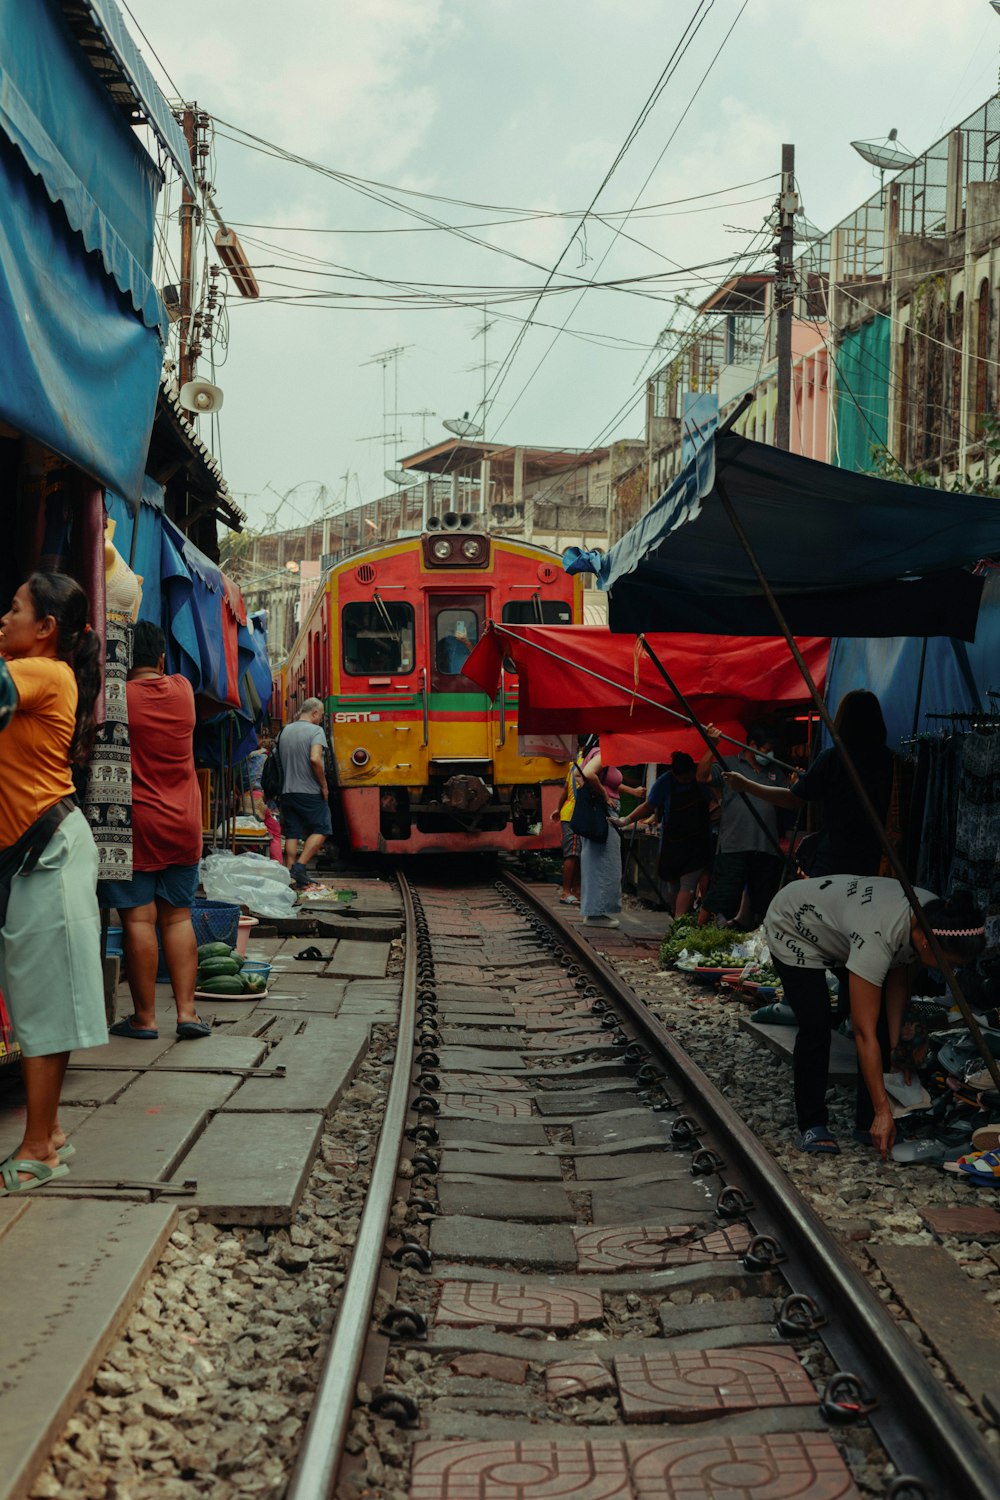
[578,433,996,639]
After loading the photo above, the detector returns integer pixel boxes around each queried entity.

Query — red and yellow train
[280,531,582,854]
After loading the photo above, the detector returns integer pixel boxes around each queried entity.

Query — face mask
[754,751,773,767]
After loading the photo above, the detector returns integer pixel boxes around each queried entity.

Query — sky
[123,0,1000,534]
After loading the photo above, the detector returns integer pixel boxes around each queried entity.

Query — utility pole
[178,107,198,390]
[774,143,797,451]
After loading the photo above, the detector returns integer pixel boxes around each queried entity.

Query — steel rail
[504,871,1000,1500]
[285,872,417,1500]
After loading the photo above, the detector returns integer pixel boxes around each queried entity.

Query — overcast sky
[125,0,999,533]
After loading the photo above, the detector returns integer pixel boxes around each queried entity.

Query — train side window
[501,600,572,625]
[435,608,478,674]
[342,601,415,675]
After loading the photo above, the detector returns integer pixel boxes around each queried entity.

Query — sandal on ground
[559,896,578,905]
[800,1126,840,1155]
[176,1016,211,1040]
[972,1122,1000,1153]
[295,946,333,961]
[0,1157,69,1197]
[109,1016,159,1040]
[955,1148,1000,1182]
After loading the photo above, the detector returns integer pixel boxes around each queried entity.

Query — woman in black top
[722,691,892,878]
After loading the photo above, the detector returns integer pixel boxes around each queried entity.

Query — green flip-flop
[0,1157,70,1197]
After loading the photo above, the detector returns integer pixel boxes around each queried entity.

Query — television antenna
[392,408,437,447]
[361,344,413,475]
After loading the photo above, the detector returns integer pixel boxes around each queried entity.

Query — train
[279,530,583,854]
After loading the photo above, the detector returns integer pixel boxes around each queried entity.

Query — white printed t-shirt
[764,876,936,987]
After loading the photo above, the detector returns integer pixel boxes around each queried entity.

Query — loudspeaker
[179,379,225,414]
[442,511,461,530]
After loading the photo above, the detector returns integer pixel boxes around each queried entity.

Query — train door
[428,593,490,761]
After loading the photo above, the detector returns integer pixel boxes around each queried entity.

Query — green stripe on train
[325,692,504,712]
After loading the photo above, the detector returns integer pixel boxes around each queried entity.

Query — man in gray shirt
[696,721,784,927]
[278,698,332,889]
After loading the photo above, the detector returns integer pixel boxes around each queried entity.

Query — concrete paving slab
[0,1199,175,1500]
[0,1105,95,1163]
[574,1154,687,1181]
[590,1176,716,1225]
[439,1150,563,1180]
[435,1049,529,1072]
[659,1297,778,1335]
[434,985,508,1006]
[181,1110,323,1224]
[440,1027,520,1046]
[437,1177,575,1222]
[114,1068,240,1112]
[326,940,390,978]
[573,1111,673,1148]
[261,990,347,1016]
[222,1027,368,1115]
[58,1104,209,1181]
[435,1279,603,1330]
[871,1242,1000,1418]
[739,1016,857,1081]
[435,1003,516,1018]
[436,1119,549,1147]
[430,1215,577,1269]
[535,1090,639,1116]
[82,1030,177,1066]
[58,1070,140,1106]
[151,1035,267,1071]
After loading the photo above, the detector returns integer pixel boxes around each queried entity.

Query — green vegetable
[659,916,747,968]
[197,942,232,962]
[242,974,267,994]
[198,976,246,995]
[197,956,242,979]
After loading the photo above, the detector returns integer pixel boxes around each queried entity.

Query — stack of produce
[196,942,268,996]
[659,916,748,969]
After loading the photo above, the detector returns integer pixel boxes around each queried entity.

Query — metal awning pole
[638,635,797,877]
[714,475,1000,1093]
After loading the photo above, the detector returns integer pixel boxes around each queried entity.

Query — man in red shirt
[99,622,208,1040]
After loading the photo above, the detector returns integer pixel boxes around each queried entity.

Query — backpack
[260,732,283,801]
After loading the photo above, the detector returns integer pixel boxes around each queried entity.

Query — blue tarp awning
[78,0,198,195]
[0,0,168,502]
[105,483,270,736]
[587,432,993,640]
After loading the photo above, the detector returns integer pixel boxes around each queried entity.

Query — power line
[491,0,751,437]
[474,0,717,436]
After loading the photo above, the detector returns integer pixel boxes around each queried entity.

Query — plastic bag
[201,853,295,916]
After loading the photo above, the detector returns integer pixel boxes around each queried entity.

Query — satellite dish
[384,468,419,486]
[443,410,483,438]
[850,128,916,173]
[179,378,225,414]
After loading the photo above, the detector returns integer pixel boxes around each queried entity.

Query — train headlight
[462,538,484,561]
[351,747,371,767]
[432,538,453,561]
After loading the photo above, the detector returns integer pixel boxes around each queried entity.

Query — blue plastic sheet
[0,138,163,503]
[0,0,164,329]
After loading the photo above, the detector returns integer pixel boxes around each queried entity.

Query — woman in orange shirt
[0,572,105,1196]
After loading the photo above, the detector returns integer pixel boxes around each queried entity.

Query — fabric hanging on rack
[949,731,1000,948]
[83,613,133,879]
[915,735,963,897]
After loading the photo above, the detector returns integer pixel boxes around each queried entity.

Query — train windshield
[342,601,415,675]
[501,599,572,625]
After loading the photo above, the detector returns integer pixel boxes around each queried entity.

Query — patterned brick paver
[437,1073,531,1093]
[440,1093,535,1120]
[411,1440,631,1500]
[525,1033,608,1052]
[435,1280,604,1330]
[573,1224,752,1273]
[629,1433,861,1498]
[613,1347,817,1422]
[545,1358,616,1398]
[409,1435,860,1499]
[920,1206,1000,1237]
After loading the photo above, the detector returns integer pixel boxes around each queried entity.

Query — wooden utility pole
[774,143,797,451]
[178,107,198,389]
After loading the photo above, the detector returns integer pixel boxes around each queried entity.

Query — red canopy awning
[463,624,829,764]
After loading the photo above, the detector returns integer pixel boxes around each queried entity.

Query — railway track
[288,869,1000,1500]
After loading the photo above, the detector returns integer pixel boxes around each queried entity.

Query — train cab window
[342,601,415,676]
[435,608,478,674]
[501,599,572,625]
